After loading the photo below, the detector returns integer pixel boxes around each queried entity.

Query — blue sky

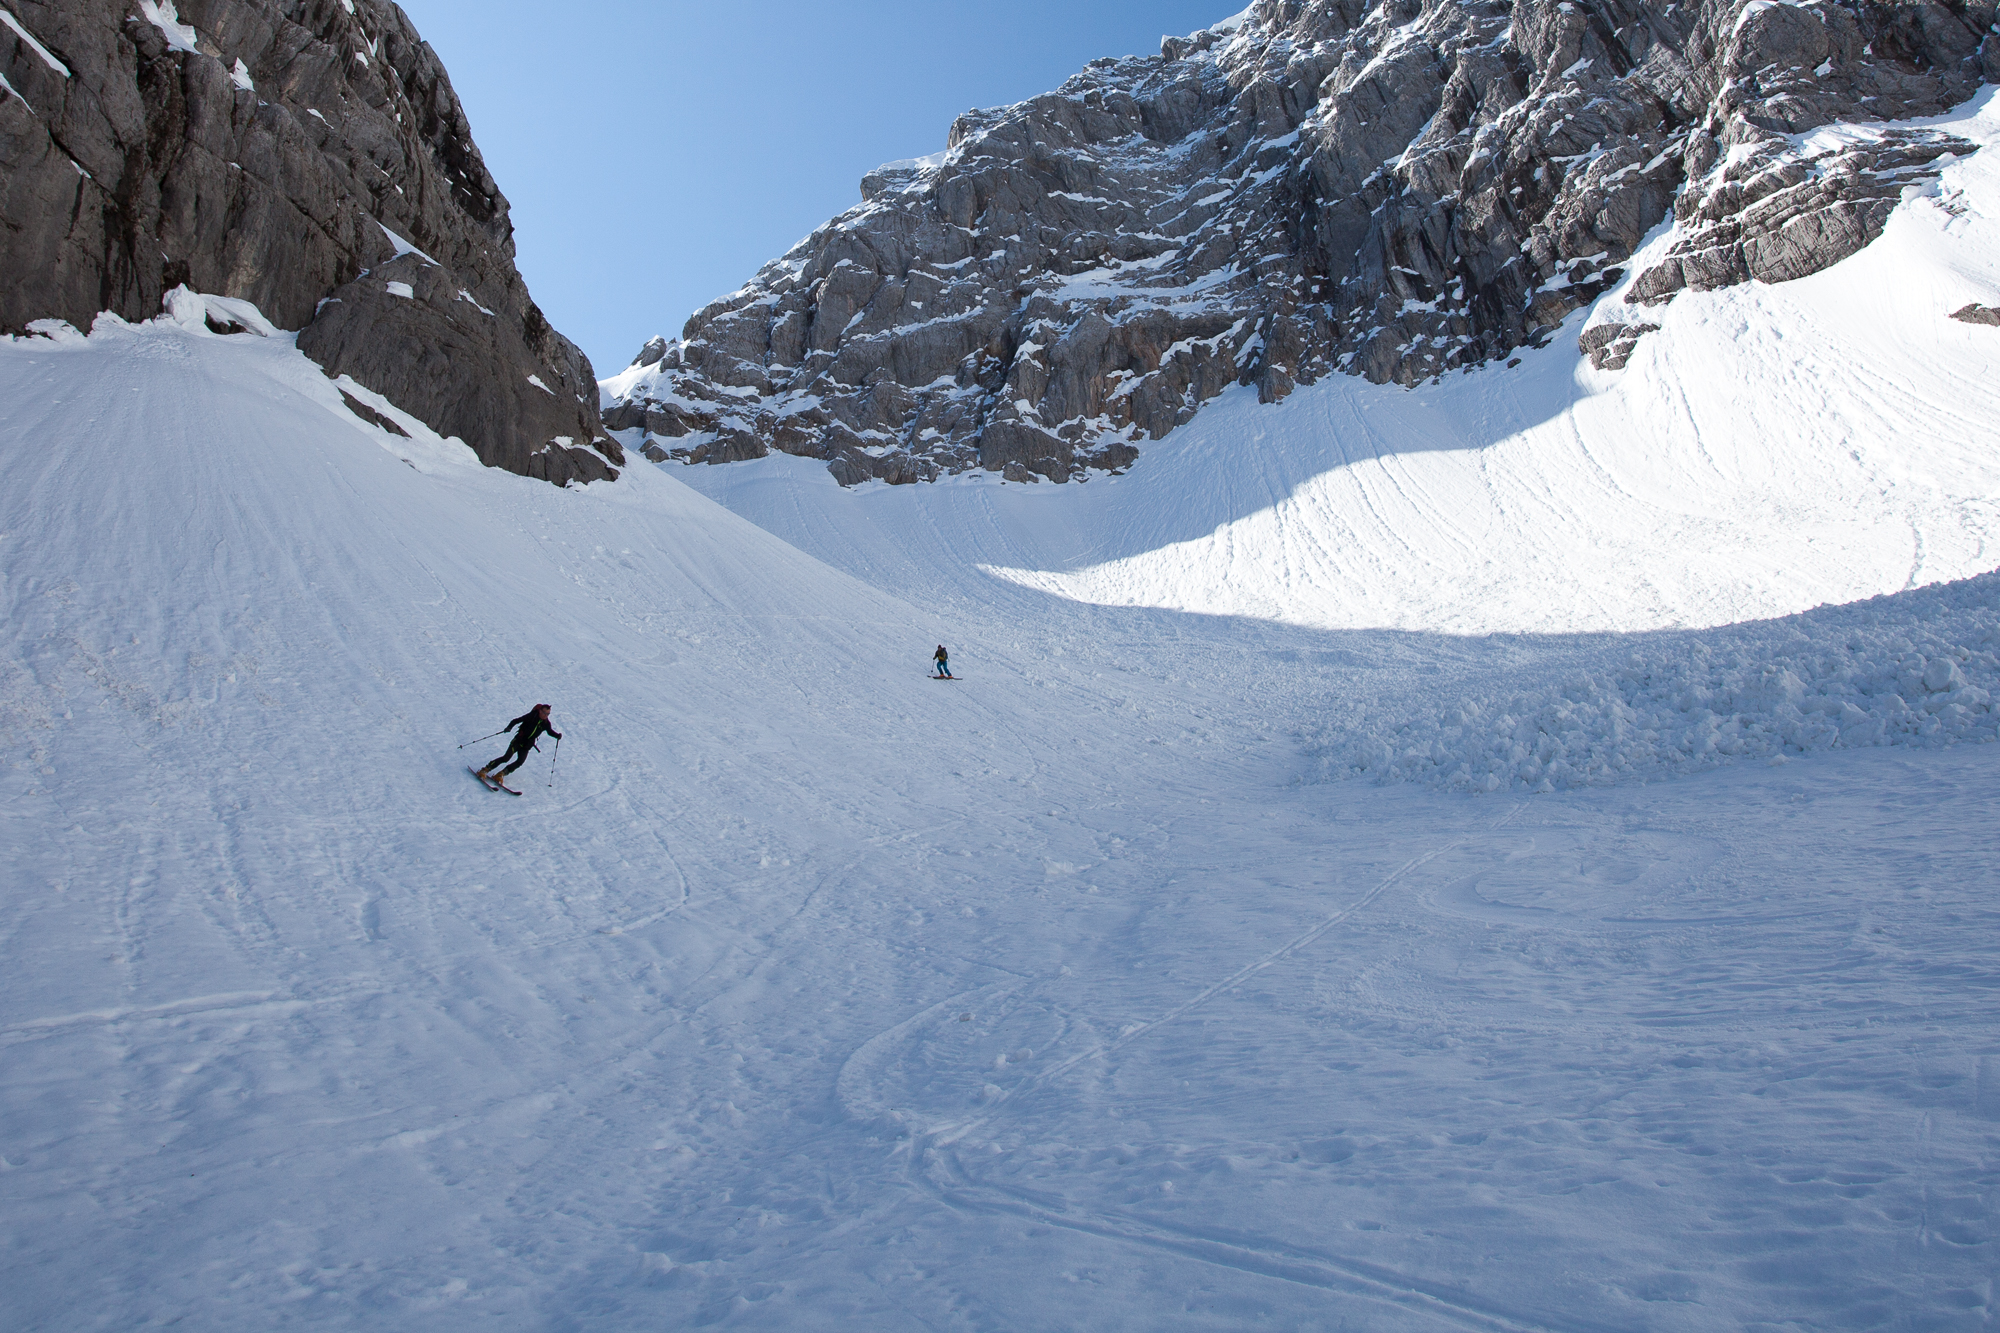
[396,1,1238,373]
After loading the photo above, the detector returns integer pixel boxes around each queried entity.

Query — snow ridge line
[926,801,1528,1147]
[928,1169,1612,1333]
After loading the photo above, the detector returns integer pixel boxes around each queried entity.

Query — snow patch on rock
[137,0,199,53]
[160,285,279,337]
[1,9,70,75]
[375,220,438,267]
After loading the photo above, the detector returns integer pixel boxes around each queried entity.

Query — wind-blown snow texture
[6,98,2000,1328]
[606,0,2000,485]
[1315,573,2000,791]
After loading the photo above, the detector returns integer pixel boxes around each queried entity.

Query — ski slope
[5,100,2000,1333]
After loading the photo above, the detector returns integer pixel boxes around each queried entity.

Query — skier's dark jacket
[503,712,561,753]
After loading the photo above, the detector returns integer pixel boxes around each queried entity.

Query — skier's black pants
[483,745,533,778]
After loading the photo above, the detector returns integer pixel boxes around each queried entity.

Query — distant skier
[933,645,952,678]
[475,704,561,789]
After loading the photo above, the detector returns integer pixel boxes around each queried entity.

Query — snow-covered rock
[608,0,1998,485]
[0,0,619,486]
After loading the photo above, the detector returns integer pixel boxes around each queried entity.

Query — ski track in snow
[2,96,1999,1332]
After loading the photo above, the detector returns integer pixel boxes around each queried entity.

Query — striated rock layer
[608,0,1997,486]
[1,0,620,485]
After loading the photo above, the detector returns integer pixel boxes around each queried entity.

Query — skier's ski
[930,674,959,680]
[469,765,522,795]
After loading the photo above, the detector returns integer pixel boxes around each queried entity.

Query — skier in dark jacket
[477,704,561,785]
[933,645,951,678]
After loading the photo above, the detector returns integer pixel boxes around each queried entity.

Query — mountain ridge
[606,0,1996,486]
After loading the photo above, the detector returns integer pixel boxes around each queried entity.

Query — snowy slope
[5,230,2000,1332]
[677,90,2000,638]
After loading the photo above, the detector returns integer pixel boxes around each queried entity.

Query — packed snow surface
[1315,575,2000,792]
[5,94,2000,1333]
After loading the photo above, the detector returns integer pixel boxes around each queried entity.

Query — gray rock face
[0,0,620,485]
[1951,302,2000,325]
[1577,321,1659,371]
[611,0,1995,484]
[1623,128,1976,307]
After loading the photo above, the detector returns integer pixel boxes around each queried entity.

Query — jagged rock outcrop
[1622,128,1976,307]
[0,0,620,485]
[609,0,1996,485]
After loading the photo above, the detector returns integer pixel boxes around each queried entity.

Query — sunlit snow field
[3,91,1999,1333]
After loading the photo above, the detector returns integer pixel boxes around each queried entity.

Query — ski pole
[548,734,561,789]
[458,728,508,749]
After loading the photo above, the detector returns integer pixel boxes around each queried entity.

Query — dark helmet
[534,703,551,714]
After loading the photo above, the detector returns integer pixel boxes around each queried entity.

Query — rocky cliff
[607,0,1996,486]
[1,0,620,485]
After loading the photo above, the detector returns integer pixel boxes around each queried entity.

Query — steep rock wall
[0,0,620,485]
[607,0,1995,486]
